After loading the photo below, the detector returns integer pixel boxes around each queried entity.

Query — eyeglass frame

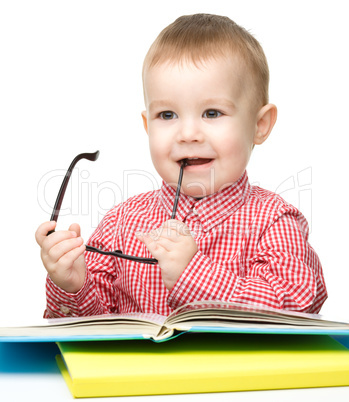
[47,151,186,265]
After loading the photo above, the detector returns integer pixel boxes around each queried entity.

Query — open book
[1,300,349,342]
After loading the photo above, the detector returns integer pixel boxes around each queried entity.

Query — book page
[164,301,349,329]
[0,312,167,339]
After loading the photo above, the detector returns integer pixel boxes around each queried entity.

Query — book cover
[56,332,349,398]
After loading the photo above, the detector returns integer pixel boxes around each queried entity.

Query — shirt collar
[159,171,251,231]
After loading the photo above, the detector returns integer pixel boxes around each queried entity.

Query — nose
[176,119,204,143]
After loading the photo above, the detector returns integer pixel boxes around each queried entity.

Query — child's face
[142,57,265,198]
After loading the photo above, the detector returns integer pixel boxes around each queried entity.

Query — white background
[0,0,348,325]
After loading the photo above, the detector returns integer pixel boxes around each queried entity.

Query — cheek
[219,134,250,159]
[149,138,166,160]
[148,134,172,175]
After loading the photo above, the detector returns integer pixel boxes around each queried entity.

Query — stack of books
[1,301,349,398]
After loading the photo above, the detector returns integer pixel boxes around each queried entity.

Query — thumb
[135,232,156,253]
[68,223,81,237]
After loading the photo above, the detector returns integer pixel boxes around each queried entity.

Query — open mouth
[179,157,213,167]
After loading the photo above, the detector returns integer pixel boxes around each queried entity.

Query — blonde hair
[143,13,270,107]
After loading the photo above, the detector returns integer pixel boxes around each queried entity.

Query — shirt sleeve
[44,207,120,318]
[167,205,327,313]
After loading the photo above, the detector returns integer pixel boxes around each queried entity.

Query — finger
[135,232,153,247]
[46,237,84,264]
[69,223,81,237]
[58,244,86,268]
[151,236,174,252]
[162,219,192,236]
[135,233,160,254]
[136,228,163,242]
[35,221,57,246]
[41,229,79,256]
[138,233,175,256]
[152,229,180,242]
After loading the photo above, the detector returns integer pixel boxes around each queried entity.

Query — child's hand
[35,221,86,293]
[136,219,198,290]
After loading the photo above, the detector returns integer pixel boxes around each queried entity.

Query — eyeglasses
[48,151,186,265]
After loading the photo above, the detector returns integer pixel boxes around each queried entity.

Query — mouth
[179,157,213,167]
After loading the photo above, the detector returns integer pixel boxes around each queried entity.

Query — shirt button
[193,208,198,215]
[60,306,70,315]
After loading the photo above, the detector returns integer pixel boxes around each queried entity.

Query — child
[35,13,327,318]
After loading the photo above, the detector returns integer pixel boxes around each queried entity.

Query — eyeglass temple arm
[85,245,158,265]
[48,151,100,234]
[171,159,187,219]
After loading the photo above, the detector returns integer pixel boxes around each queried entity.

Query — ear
[141,111,148,134]
[253,104,277,145]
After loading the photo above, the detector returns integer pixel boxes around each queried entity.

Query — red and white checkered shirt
[44,171,327,318]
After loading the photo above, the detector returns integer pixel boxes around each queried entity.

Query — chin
[181,184,215,199]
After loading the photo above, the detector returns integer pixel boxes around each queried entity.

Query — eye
[159,111,178,120]
[203,109,222,118]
